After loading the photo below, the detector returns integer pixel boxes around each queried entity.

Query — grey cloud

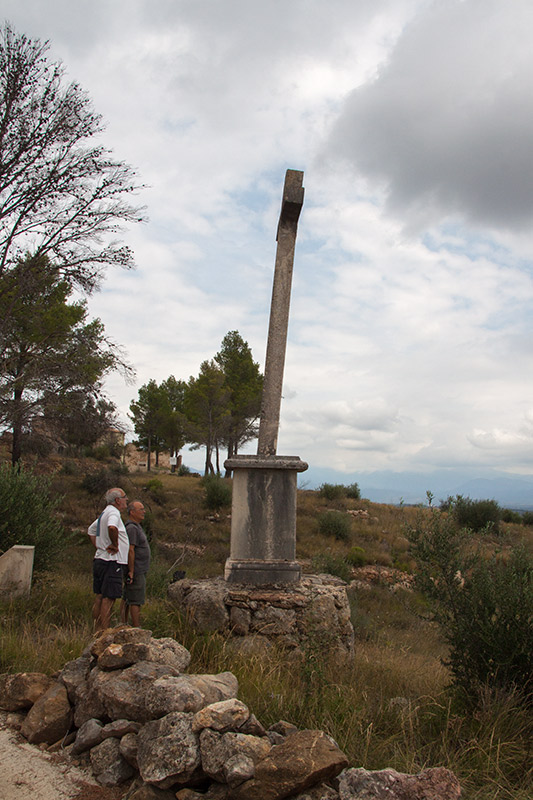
[328,0,533,231]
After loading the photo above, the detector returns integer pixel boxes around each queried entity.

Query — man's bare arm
[107,525,119,553]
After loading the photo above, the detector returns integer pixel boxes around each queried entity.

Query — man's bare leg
[129,604,141,627]
[92,594,102,628]
[120,599,129,624]
[97,597,115,631]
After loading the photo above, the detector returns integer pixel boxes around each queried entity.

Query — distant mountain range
[301,467,533,509]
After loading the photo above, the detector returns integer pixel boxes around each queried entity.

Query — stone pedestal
[224,454,308,585]
[0,545,35,598]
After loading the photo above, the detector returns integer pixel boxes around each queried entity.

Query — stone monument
[224,169,308,585]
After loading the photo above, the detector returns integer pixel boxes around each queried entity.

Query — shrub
[0,464,64,571]
[311,552,352,582]
[146,478,166,505]
[522,511,533,527]
[346,546,367,567]
[318,483,346,501]
[345,482,361,500]
[451,495,502,534]
[407,510,533,706]
[501,508,522,524]
[81,468,121,496]
[202,475,232,511]
[177,464,192,476]
[317,510,352,542]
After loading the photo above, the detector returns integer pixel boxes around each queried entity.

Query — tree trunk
[11,386,23,466]
[147,434,152,471]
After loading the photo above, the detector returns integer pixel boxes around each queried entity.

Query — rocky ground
[0,713,123,800]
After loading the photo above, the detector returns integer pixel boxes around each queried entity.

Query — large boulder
[337,767,462,799]
[20,681,73,745]
[145,672,239,718]
[58,654,92,703]
[231,729,349,800]
[168,577,229,633]
[90,736,136,786]
[192,699,250,733]
[199,728,271,783]
[136,711,201,789]
[0,672,55,711]
[75,661,181,726]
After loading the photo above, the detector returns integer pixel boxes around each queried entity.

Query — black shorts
[93,559,126,599]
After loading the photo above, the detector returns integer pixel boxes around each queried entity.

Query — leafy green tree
[214,331,262,474]
[0,23,143,302]
[129,380,168,471]
[158,376,188,461]
[42,389,121,451]
[184,360,230,475]
[0,464,63,570]
[0,254,130,464]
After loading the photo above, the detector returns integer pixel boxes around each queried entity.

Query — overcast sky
[5,0,533,481]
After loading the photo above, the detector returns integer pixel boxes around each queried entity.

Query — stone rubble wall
[167,574,355,659]
[0,626,462,800]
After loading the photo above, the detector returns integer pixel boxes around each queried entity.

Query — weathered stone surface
[120,732,139,768]
[268,719,298,736]
[102,718,142,738]
[337,767,462,800]
[72,717,104,754]
[75,661,181,726]
[90,736,135,786]
[146,637,191,671]
[0,672,55,711]
[200,729,271,783]
[168,578,229,633]
[20,681,73,745]
[58,654,92,703]
[187,672,239,706]
[225,753,255,787]
[145,675,205,717]
[250,605,296,635]
[238,713,267,737]
[293,784,339,799]
[231,730,349,800]
[229,606,251,635]
[137,711,201,789]
[129,781,178,800]
[91,626,152,658]
[192,698,250,733]
[98,642,152,670]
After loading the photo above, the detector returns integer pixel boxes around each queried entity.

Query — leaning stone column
[225,170,307,586]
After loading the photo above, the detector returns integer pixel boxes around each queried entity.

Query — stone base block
[168,574,354,659]
[224,559,301,585]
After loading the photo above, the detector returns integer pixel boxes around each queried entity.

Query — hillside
[1,452,532,799]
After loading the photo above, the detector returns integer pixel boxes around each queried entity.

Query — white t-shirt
[88,504,129,565]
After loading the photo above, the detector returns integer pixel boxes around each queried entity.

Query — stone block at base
[224,559,301,585]
[168,574,354,659]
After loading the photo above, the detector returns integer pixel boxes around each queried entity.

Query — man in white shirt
[88,487,129,630]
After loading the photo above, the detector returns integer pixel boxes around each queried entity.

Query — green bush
[202,475,232,511]
[146,478,166,505]
[346,546,367,567]
[522,511,533,527]
[81,468,122,496]
[319,483,346,501]
[317,510,352,542]
[407,510,533,706]
[451,495,502,534]
[177,464,192,476]
[345,482,361,500]
[311,552,352,582]
[0,465,64,571]
[501,508,522,524]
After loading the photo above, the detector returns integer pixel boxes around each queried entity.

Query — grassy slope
[1,454,532,799]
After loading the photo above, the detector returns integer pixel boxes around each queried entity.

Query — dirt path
[0,714,125,800]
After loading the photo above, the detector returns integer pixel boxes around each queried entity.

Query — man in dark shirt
[121,501,151,627]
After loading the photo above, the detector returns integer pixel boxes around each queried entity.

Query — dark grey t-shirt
[126,521,151,574]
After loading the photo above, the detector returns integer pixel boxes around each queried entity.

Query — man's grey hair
[105,487,125,505]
